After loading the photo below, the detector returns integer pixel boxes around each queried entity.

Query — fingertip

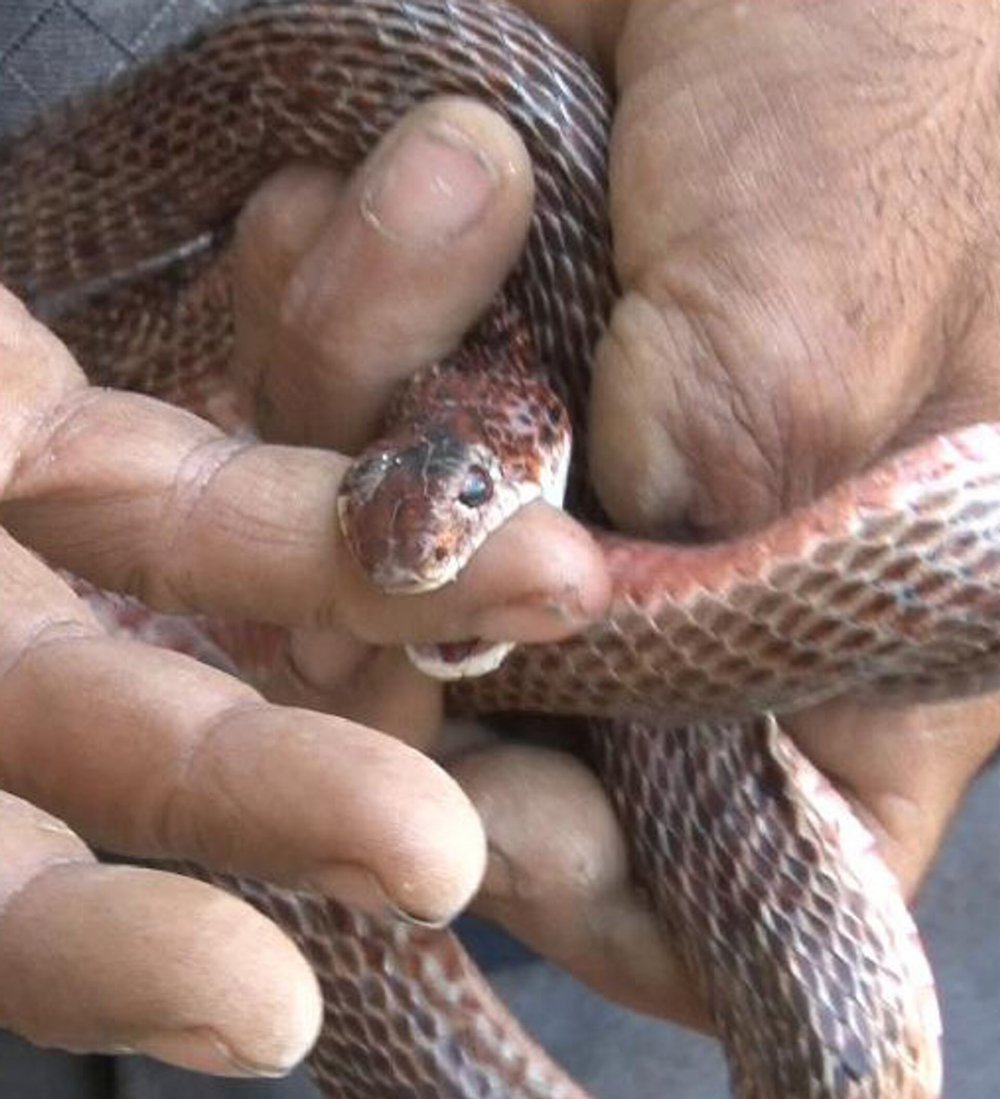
[469,502,612,644]
[288,94,535,421]
[300,736,488,927]
[236,163,347,288]
[160,703,486,929]
[336,501,610,649]
[454,744,709,1027]
[128,873,324,1078]
[0,864,322,1077]
[294,754,485,929]
[358,96,532,251]
[377,745,488,925]
[453,744,626,904]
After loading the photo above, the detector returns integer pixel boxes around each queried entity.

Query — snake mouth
[406,638,515,681]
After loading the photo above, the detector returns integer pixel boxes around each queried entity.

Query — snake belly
[4,1,1000,1096]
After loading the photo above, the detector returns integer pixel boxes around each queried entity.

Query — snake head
[338,430,505,592]
[338,414,567,594]
[337,331,571,597]
[336,312,571,681]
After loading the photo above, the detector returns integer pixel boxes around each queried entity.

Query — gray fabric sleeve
[0,0,243,136]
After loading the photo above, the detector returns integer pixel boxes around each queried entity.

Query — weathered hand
[127,0,1000,1044]
[463,0,1000,1024]
[0,99,608,1073]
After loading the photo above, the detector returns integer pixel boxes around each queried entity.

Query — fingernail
[362,122,498,246]
[135,1028,292,1079]
[384,898,451,931]
[307,862,449,928]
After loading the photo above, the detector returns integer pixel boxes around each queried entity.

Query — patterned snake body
[3,1,998,1095]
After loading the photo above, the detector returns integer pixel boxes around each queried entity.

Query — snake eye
[458,466,493,508]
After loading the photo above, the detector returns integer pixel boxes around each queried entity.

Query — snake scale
[2,1,1000,1096]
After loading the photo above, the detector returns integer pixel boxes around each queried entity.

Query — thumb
[589,275,925,538]
[587,0,997,539]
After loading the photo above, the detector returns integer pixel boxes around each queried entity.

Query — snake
[1,0,998,1095]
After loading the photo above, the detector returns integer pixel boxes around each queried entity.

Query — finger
[0,288,609,645]
[0,527,483,925]
[233,96,535,452]
[0,793,320,1076]
[452,700,1000,1032]
[263,628,445,753]
[785,694,1000,897]
[452,743,710,1029]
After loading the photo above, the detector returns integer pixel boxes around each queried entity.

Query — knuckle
[0,618,101,722]
[138,436,253,612]
[609,249,880,536]
[0,859,88,1041]
[148,697,262,864]
[0,857,81,933]
[600,282,787,536]
[0,376,95,497]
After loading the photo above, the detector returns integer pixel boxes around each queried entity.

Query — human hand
[0,98,608,1073]
[455,0,1000,1026]
[130,0,1000,1043]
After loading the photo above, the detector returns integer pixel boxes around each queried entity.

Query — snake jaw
[405,639,516,679]
[402,422,569,679]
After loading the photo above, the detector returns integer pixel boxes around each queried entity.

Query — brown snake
[2,1,999,1095]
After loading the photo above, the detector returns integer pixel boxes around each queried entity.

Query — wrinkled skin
[466,0,1000,1019]
[0,0,999,1075]
[0,99,605,1072]
[254,0,1000,1028]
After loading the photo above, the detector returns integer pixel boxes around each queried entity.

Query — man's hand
[458,0,1000,1024]
[7,0,1000,1068]
[191,0,1000,1034]
[158,0,1000,1040]
[0,99,608,1073]
[230,0,991,1031]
